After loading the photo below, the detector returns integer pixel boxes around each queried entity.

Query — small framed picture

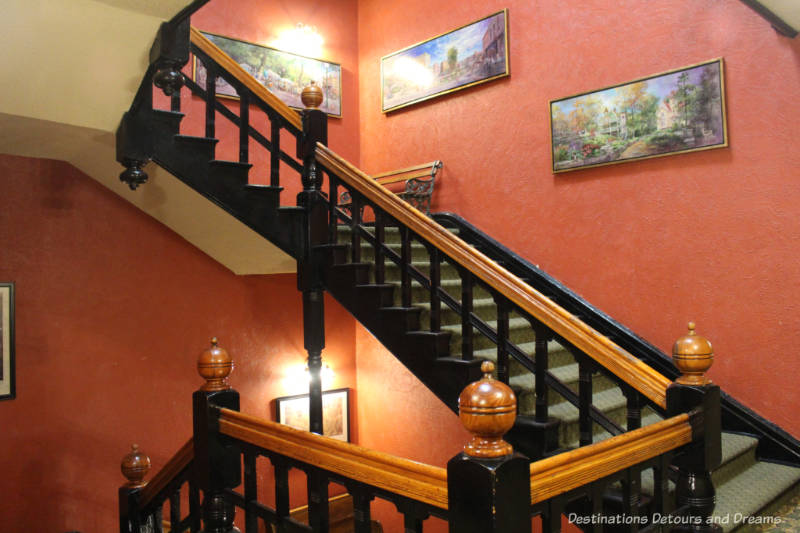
[275,388,350,442]
[1,283,15,401]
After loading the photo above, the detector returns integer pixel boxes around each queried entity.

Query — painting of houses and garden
[381,10,509,112]
[194,31,342,117]
[550,59,726,172]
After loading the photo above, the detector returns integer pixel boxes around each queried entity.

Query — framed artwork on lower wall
[0,283,15,401]
[275,388,350,442]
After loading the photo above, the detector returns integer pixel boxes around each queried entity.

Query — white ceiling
[0,0,294,275]
[757,0,800,34]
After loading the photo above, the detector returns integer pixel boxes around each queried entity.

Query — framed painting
[193,30,342,117]
[275,388,350,442]
[0,283,15,401]
[550,58,728,173]
[381,9,509,113]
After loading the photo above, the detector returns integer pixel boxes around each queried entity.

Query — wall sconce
[283,360,334,392]
[272,23,324,58]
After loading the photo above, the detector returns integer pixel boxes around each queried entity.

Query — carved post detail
[296,81,330,439]
[119,445,151,532]
[447,361,530,533]
[150,18,190,96]
[668,322,722,533]
[193,338,241,533]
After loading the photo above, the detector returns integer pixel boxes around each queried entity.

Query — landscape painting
[193,31,342,117]
[381,10,509,113]
[275,388,350,442]
[550,59,727,173]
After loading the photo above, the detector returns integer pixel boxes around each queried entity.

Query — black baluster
[542,498,564,533]
[400,226,412,308]
[244,450,258,533]
[653,454,672,516]
[625,387,642,431]
[269,113,280,187]
[534,328,549,423]
[350,488,374,533]
[239,92,249,164]
[169,488,181,533]
[153,508,164,533]
[272,458,291,529]
[374,212,385,284]
[495,295,509,383]
[351,194,362,263]
[578,359,593,447]
[189,481,201,532]
[621,467,642,532]
[460,269,474,360]
[428,245,441,332]
[204,64,216,146]
[307,470,329,533]
[589,483,605,533]
[403,512,423,533]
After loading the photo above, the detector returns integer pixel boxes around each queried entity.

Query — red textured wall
[170,0,360,202]
[0,154,356,532]
[357,0,800,437]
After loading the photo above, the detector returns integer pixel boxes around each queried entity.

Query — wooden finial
[197,337,233,391]
[458,361,517,458]
[672,321,714,386]
[301,81,324,109]
[121,444,151,488]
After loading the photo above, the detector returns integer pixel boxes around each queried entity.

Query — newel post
[447,361,531,533]
[667,323,722,533]
[119,444,152,532]
[296,82,330,437]
[193,338,242,533]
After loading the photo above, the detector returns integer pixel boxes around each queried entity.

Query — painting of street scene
[194,31,342,117]
[381,10,508,112]
[550,59,726,173]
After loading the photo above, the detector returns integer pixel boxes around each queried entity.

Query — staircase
[329,223,800,531]
[115,16,800,532]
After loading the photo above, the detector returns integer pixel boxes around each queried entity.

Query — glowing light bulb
[272,23,324,58]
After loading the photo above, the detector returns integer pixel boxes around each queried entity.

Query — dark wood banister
[217,408,449,509]
[138,438,194,509]
[188,27,303,131]
[316,144,673,409]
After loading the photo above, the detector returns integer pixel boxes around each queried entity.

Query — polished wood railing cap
[672,322,714,386]
[121,444,151,488]
[197,337,233,391]
[458,361,517,458]
[301,81,324,109]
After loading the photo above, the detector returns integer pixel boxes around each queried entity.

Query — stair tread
[713,461,800,531]
[473,340,570,359]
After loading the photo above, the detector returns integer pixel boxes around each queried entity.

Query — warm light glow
[272,23,324,58]
[281,361,334,393]
[387,57,435,89]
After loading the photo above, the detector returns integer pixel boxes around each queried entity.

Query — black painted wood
[460,269,474,361]
[579,360,594,447]
[239,93,249,164]
[428,245,442,332]
[534,329,549,423]
[495,295,510,384]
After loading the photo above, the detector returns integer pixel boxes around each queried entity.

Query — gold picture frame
[381,9,509,113]
[549,58,728,173]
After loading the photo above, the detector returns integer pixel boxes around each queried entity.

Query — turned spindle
[458,361,517,458]
[300,81,324,110]
[121,444,151,488]
[672,322,714,386]
[197,337,234,392]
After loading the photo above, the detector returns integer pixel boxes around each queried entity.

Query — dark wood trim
[739,0,798,37]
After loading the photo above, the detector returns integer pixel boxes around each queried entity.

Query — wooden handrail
[316,144,673,408]
[217,408,449,510]
[373,161,440,179]
[530,413,692,504]
[139,438,194,508]
[189,27,303,131]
